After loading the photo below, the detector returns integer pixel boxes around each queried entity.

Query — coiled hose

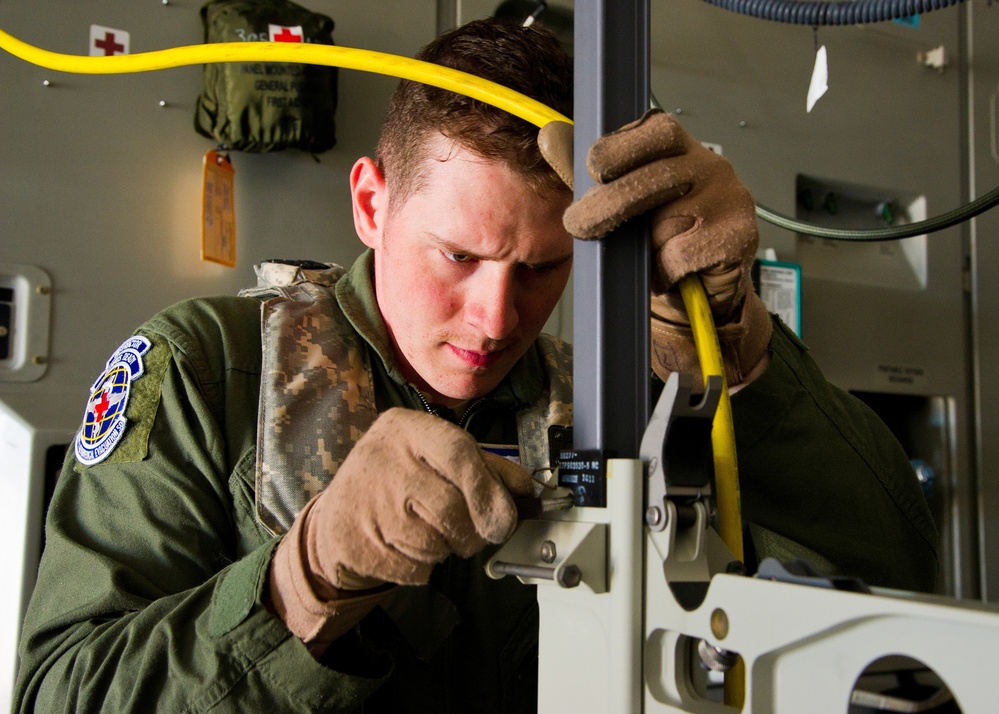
[703,0,965,26]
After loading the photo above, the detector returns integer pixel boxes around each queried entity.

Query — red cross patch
[89,24,130,57]
[75,336,150,466]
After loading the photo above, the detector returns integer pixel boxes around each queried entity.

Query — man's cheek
[426,284,461,317]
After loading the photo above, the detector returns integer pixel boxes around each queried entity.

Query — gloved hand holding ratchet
[267,408,534,656]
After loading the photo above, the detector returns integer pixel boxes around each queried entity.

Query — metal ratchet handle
[489,561,582,588]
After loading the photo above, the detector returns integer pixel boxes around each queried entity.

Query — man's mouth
[448,344,504,369]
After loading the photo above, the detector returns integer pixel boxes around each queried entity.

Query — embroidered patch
[75,336,152,466]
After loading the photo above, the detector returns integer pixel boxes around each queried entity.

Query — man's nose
[467,268,519,340]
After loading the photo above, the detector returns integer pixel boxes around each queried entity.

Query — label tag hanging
[806,45,829,113]
[201,149,236,267]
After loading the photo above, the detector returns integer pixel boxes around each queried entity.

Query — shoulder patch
[75,336,155,466]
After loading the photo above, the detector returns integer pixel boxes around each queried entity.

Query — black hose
[702,0,965,26]
[755,184,999,241]
[700,0,987,239]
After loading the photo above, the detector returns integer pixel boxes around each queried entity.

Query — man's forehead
[393,133,491,202]
[421,133,501,173]
[411,133,569,202]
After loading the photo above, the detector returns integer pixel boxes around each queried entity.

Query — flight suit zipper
[412,389,486,430]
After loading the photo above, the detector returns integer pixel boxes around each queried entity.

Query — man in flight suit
[15,17,937,713]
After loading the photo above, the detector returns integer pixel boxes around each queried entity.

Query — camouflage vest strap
[242,261,378,536]
[517,333,573,489]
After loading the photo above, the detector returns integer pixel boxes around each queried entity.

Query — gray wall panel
[0,0,436,400]
[651,0,974,596]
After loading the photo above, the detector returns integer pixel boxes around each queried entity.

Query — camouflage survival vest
[240,260,573,536]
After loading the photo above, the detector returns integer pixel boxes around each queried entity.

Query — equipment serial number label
[558,449,609,508]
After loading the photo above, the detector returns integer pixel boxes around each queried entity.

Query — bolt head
[710,608,729,640]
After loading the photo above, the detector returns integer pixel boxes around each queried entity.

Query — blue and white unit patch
[75,336,152,466]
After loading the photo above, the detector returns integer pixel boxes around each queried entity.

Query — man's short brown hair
[376,18,572,207]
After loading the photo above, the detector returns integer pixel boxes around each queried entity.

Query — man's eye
[443,251,473,264]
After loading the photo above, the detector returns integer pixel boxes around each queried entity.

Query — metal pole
[567,3,651,711]
[572,0,651,457]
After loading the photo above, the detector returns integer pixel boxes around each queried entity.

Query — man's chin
[430,374,502,407]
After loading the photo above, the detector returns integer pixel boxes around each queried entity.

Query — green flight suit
[14,251,937,713]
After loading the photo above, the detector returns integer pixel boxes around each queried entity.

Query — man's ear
[350,156,389,249]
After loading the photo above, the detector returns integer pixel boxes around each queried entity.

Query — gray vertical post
[535,11,651,711]
[572,0,651,456]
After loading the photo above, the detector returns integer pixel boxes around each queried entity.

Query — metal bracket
[639,371,732,611]
[486,518,608,594]
[640,372,723,532]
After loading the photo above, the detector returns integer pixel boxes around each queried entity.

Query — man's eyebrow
[429,234,573,270]
[523,252,573,271]
[427,233,573,271]
[430,235,488,261]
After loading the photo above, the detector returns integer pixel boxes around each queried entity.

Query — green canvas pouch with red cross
[194,0,338,153]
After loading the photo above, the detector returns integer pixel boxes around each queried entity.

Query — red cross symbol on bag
[268,24,304,43]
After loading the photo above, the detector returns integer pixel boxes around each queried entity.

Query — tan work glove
[539,109,772,386]
[267,407,534,655]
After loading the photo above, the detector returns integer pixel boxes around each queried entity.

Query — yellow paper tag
[201,149,236,267]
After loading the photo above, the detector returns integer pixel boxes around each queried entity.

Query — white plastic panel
[0,394,79,712]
